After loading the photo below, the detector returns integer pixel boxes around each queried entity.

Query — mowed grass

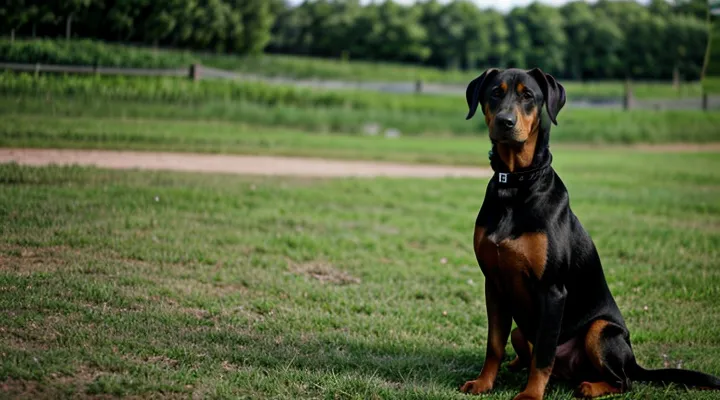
[1,149,720,399]
[3,103,720,163]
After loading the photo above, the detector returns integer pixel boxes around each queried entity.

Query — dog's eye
[522,91,534,101]
[491,88,503,98]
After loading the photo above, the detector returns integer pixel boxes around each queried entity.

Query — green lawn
[1,149,719,399]
[3,101,720,158]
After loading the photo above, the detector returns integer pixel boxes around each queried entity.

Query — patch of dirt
[0,314,77,353]
[0,245,79,274]
[122,354,179,369]
[289,261,361,285]
[0,148,492,178]
[1,365,106,400]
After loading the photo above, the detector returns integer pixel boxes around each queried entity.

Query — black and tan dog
[460,68,720,399]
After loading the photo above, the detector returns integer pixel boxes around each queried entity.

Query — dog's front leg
[513,283,567,400]
[461,280,512,395]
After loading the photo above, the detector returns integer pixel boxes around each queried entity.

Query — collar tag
[498,173,508,183]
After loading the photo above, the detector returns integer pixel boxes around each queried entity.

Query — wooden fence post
[34,63,40,78]
[702,91,709,111]
[189,64,201,81]
[415,79,423,93]
[623,79,633,111]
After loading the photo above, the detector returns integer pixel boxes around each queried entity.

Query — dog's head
[465,68,566,145]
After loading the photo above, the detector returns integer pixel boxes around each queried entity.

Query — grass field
[0,39,704,99]
[3,95,720,144]
[2,72,718,140]
[3,113,720,167]
[1,149,719,399]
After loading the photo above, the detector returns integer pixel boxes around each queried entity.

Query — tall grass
[0,72,460,115]
[3,95,719,142]
[0,38,703,99]
[0,38,194,68]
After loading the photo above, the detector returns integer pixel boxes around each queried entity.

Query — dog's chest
[474,226,547,278]
[473,225,548,304]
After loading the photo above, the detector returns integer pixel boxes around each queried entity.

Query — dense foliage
[0,38,195,68]
[0,0,710,80]
[704,10,720,93]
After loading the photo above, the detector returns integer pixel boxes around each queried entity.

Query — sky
[286,0,649,13]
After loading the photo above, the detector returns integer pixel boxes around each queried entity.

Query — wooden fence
[0,62,197,79]
[0,62,713,111]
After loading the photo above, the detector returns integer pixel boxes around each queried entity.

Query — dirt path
[0,148,493,178]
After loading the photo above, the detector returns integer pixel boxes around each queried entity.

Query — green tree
[1,1,33,38]
[663,14,709,80]
[106,0,148,41]
[359,1,430,63]
[595,0,656,78]
[231,0,276,54]
[562,1,624,80]
[673,0,709,19]
[430,0,496,70]
[507,4,566,73]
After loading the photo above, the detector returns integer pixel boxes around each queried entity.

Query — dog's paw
[573,381,622,398]
[459,379,493,395]
[512,391,542,400]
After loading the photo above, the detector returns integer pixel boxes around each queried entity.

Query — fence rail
[0,62,715,111]
[0,62,191,78]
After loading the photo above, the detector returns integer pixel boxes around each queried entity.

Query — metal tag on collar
[499,173,508,183]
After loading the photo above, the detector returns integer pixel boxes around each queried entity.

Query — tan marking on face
[517,82,526,93]
[514,103,538,142]
[494,104,540,172]
[500,81,508,92]
[484,103,495,128]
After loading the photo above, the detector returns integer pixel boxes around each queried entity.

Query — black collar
[488,150,553,187]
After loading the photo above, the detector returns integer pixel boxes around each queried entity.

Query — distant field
[1,149,719,399]
[0,39,703,99]
[2,94,719,143]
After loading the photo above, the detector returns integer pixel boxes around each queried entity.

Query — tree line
[0,0,711,81]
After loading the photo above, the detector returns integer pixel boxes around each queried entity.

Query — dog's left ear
[465,68,499,120]
[527,68,566,125]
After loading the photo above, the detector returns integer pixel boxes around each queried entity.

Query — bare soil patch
[0,148,492,178]
[289,261,361,285]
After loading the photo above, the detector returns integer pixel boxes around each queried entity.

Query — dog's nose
[496,114,515,129]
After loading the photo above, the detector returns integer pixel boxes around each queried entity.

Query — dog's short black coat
[459,68,720,400]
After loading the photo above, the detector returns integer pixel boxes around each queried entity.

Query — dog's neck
[489,120,551,173]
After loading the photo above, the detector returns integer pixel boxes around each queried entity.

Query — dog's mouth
[490,131,526,147]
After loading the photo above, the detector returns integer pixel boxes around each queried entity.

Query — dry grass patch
[289,261,361,285]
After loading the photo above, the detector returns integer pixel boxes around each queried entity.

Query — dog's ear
[465,68,499,120]
[527,68,566,125]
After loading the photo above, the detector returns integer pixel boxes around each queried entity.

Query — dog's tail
[629,362,720,390]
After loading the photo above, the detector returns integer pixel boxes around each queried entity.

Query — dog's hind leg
[574,319,633,398]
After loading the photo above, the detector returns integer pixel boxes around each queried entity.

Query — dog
[459,68,720,399]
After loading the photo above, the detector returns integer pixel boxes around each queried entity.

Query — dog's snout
[496,114,515,129]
